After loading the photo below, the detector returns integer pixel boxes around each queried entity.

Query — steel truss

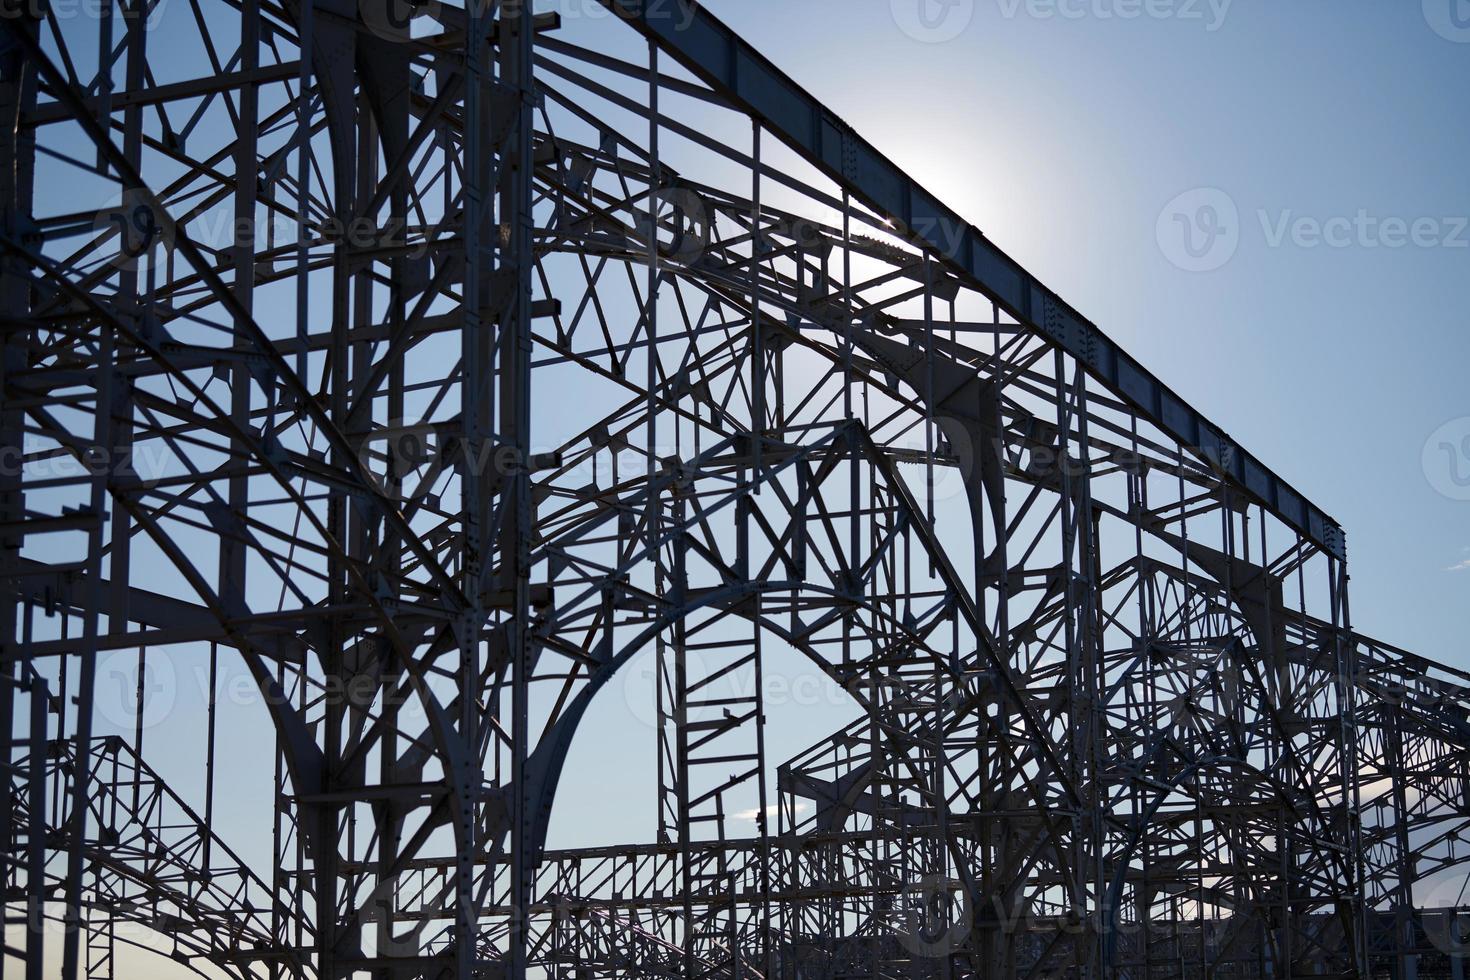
[1,0,1467,977]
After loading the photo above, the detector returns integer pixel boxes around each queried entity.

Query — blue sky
[693,0,1470,669]
[22,3,1470,970]
[545,0,1470,857]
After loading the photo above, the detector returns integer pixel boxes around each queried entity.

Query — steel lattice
[1,1,1467,978]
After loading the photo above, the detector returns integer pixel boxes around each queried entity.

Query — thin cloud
[1447,559,1470,573]
[734,802,809,823]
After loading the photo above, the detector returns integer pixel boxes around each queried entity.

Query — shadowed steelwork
[1,0,1466,977]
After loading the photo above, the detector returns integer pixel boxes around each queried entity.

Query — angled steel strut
[0,1,1462,979]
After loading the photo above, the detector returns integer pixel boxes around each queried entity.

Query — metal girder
[0,1,1462,979]
[594,0,1346,562]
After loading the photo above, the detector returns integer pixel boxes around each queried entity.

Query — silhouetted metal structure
[2,0,1467,977]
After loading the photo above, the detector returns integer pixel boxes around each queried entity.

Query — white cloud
[1447,559,1470,573]
[733,802,809,823]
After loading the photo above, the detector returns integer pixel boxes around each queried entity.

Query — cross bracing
[0,1,1466,978]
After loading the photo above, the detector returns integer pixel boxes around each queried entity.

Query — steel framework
[1,0,1468,977]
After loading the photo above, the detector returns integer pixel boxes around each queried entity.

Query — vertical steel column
[461,0,491,968]
[671,497,694,978]
[750,124,762,482]
[1071,363,1106,978]
[1050,347,1088,977]
[223,0,258,716]
[25,675,46,980]
[1329,557,1367,976]
[1387,701,1418,980]
[0,11,36,973]
[498,2,536,976]
[282,12,313,968]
